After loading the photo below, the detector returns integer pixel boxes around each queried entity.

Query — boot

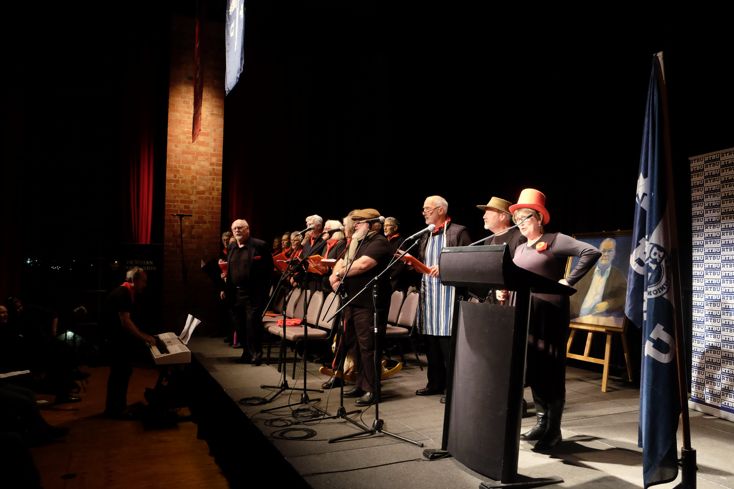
[521,412,547,440]
[533,399,564,452]
[521,393,547,440]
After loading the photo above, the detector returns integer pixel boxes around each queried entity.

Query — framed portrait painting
[566,230,632,320]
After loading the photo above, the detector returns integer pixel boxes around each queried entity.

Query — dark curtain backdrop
[221,3,734,258]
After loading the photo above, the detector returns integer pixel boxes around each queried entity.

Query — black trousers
[230,290,264,360]
[526,296,569,404]
[105,338,135,415]
[344,306,386,393]
[424,334,451,392]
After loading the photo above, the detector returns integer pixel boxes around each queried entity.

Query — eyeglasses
[422,207,438,215]
[513,214,535,223]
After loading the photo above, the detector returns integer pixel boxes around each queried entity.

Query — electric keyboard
[148,332,191,365]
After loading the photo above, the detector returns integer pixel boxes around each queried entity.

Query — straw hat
[476,196,512,215]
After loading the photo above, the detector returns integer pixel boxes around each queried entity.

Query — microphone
[297,225,313,235]
[468,214,532,246]
[364,216,385,224]
[404,223,436,241]
[172,213,193,217]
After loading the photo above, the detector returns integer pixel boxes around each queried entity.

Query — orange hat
[508,188,550,225]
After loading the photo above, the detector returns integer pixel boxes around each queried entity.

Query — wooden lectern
[438,244,574,489]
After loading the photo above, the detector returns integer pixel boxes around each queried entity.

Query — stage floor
[190,336,733,489]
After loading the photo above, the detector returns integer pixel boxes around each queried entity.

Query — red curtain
[130,121,154,244]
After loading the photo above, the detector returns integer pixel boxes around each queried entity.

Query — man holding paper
[415,195,471,400]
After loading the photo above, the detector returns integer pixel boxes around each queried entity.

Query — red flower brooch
[535,241,548,252]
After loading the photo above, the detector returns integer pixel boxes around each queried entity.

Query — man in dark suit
[570,237,627,318]
[221,219,274,365]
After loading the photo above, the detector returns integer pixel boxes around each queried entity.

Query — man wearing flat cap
[329,208,392,406]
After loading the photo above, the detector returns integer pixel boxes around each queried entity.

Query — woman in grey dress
[509,189,601,451]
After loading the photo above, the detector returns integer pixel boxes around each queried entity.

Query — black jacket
[224,237,274,302]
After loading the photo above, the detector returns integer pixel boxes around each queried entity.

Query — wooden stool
[566,315,633,392]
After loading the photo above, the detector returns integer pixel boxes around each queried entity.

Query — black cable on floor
[270,427,318,440]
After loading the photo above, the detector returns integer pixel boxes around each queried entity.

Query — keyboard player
[101,267,156,419]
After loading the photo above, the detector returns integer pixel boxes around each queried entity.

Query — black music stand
[439,244,573,488]
[302,300,363,425]
[239,256,322,409]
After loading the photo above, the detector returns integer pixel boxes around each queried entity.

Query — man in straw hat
[476,196,526,257]
[475,196,527,304]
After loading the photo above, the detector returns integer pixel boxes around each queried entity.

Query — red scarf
[431,217,452,235]
[120,281,135,303]
[325,238,343,257]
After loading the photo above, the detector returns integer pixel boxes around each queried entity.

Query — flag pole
[656,51,696,489]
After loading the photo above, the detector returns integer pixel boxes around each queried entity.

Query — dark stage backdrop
[221,2,732,255]
[5,2,734,323]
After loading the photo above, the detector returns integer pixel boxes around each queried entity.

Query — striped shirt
[421,230,455,336]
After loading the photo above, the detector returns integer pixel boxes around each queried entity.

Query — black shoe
[237,355,253,364]
[103,410,138,421]
[322,377,344,389]
[343,387,366,398]
[48,425,69,438]
[72,370,90,380]
[521,413,547,441]
[55,394,81,405]
[355,392,379,406]
[532,430,562,452]
[416,387,443,396]
[253,355,263,366]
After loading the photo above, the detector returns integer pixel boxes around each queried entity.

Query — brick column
[163,16,225,331]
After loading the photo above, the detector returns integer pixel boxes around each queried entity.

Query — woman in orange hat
[509,188,601,452]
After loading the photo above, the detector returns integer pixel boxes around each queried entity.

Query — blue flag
[225,0,245,94]
[625,53,680,488]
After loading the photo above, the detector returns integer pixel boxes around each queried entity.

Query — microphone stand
[467,220,524,247]
[303,288,363,424]
[173,213,191,302]
[303,240,366,423]
[247,254,322,409]
[326,235,425,447]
